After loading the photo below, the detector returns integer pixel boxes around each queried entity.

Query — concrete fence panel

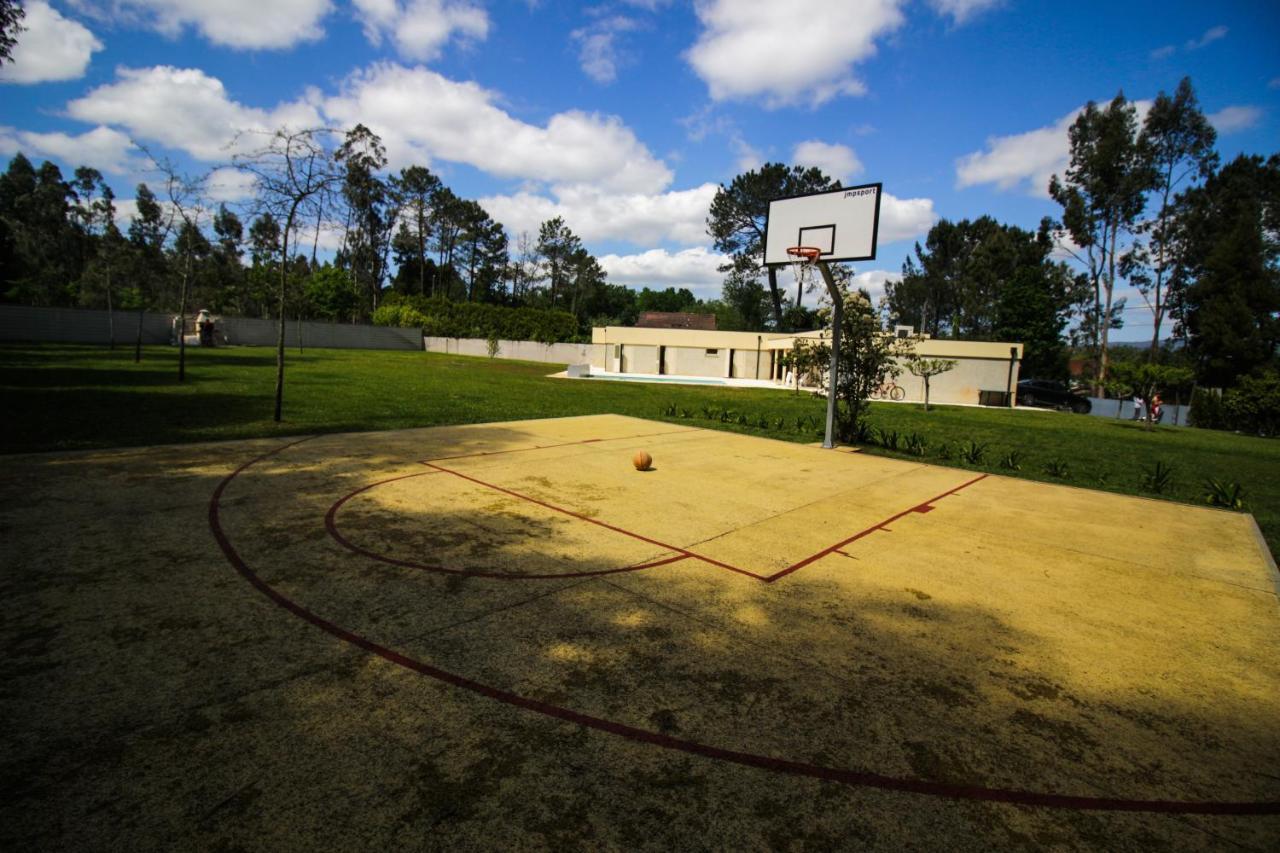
[0,305,422,351]
[423,336,603,366]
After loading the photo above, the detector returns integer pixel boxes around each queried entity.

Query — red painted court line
[422,428,702,464]
[423,462,769,581]
[324,471,689,580]
[762,474,989,583]
[209,440,1280,816]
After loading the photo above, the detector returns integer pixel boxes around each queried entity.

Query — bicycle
[871,382,906,401]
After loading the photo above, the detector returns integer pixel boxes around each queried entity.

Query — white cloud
[73,0,333,50]
[206,167,258,203]
[685,0,906,107]
[1186,25,1227,50]
[0,125,135,174]
[1269,78,1280,90]
[571,15,641,84]
[0,2,102,84]
[731,136,763,173]
[480,183,718,247]
[1208,105,1262,134]
[850,269,900,305]
[66,66,324,161]
[598,247,726,298]
[792,140,863,181]
[324,63,672,193]
[1149,44,1175,60]
[878,193,936,244]
[927,0,1001,25]
[352,0,488,61]
[955,100,1151,197]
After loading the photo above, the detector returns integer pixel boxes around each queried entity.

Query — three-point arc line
[209,435,1280,816]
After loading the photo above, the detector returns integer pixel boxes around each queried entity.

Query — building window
[705,348,719,356]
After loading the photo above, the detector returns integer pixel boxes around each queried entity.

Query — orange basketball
[632,450,652,471]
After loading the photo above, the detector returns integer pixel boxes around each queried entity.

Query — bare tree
[235,128,342,422]
[140,147,210,382]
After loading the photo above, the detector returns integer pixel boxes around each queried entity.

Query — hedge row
[1189,373,1280,437]
[373,295,577,344]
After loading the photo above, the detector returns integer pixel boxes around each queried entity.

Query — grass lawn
[4,342,1278,556]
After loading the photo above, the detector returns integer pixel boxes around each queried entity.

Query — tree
[1109,361,1195,429]
[1173,154,1280,386]
[885,217,1087,377]
[1132,78,1217,356]
[144,149,209,382]
[0,0,23,65]
[391,165,441,297]
[904,353,958,412]
[336,124,393,315]
[1049,93,1156,390]
[536,217,582,309]
[126,182,173,362]
[236,128,342,422]
[813,287,911,442]
[707,163,838,330]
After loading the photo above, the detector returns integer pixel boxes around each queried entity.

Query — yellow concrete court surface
[3,413,1278,850]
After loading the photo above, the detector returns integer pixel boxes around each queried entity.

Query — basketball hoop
[785,246,822,304]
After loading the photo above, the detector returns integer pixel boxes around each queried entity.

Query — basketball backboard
[763,183,882,267]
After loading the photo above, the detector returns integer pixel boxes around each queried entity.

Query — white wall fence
[0,305,422,350]
[424,336,604,366]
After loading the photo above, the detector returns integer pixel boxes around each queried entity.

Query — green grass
[4,342,1278,556]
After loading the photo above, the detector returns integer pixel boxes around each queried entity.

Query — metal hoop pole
[817,261,840,450]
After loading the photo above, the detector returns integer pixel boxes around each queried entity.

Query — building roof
[636,311,717,330]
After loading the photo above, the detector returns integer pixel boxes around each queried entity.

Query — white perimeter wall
[424,336,606,367]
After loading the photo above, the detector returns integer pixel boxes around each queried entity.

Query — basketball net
[785,246,821,307]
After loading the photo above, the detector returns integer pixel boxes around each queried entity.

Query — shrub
[1220,372,1280,437]
[375,294,577,343]
[1143,461,1175,494]
[1203,479,1246,510]
[960,441,986,464]
[1188,387,1224,430]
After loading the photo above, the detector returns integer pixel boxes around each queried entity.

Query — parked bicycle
[870,382,906,401]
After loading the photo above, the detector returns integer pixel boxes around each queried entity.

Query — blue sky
[2,1,1278,340]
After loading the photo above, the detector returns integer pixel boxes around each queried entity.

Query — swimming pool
[581,373,728,386]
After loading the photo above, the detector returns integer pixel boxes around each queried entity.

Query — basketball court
[3,413,1278,849]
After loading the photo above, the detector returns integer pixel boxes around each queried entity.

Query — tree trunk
[106,270,115,351]
[1099,224,1117,390]
[177,249,191,382]
[766,267,784,330]
[135,307,144,363]
[924,376,931,412]
[274,210,295,423]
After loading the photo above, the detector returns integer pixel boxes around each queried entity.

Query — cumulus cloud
[1208,105,1262,134]
[205,167,259,203]
[324,63,672,193]
[480,183,718,247]
[66,66,323,161]
[685,0,906,107]
[0,125,135,174]
[878,193,936,245]
[850,269,901,305]
[0,2,102,84]
[955,100,1151,197]
[598,247,726,298]
[927,0,1002,25]
[72,0,333,50]
[352,0,488,61]
[792,140,863,181]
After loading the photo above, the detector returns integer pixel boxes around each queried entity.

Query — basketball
[632,451,652,471]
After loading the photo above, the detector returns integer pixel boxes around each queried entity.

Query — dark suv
[1016,379,1091,414]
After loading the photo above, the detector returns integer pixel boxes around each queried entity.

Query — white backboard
[763,183,882,266]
